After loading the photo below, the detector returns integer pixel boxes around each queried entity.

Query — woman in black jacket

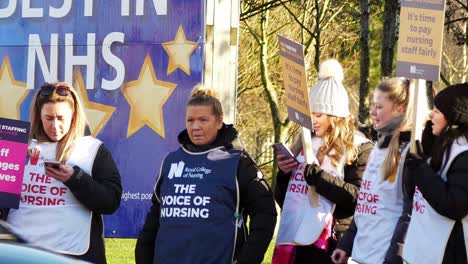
[135,85,277,264]
[403,82,468,264]
[273,59,372,264]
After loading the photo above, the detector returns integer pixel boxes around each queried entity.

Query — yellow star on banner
[72,70,115,137]
[162,25,198,75]
[0,56,29,119]
[122,54,177,138]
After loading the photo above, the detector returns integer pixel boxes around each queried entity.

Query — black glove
[404,149,429,198]
[405,151,426,170]
[304,164,322,186]
[421,120,436,158]
[403,155,418,198]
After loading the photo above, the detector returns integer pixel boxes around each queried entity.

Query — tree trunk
[258,6,291,189]
[359,0,370,126]
[380,0,399,78]
[313,0,321,70]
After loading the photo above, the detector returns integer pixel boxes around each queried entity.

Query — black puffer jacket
[275,133,373,251]
[135,124,277,264]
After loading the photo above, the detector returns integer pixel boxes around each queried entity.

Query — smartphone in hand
[272,143,297,162]
[44,161,61,169]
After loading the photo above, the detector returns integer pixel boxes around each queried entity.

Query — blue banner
[0,0,205,237]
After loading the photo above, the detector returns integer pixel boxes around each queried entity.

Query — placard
[0,117,30,208]
[396,0,446,81]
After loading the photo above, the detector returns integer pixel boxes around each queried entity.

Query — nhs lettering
[0,0,169,90]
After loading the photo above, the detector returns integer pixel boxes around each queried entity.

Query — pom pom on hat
[309,59,350,117]
[318,59,344,83]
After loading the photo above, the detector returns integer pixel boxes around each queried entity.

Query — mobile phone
[44,161,61,169]
[272,143,297,162]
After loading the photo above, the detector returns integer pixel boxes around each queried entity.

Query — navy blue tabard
[154,146,242,264]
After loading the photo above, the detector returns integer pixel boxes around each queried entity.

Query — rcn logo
[168,161,185,179]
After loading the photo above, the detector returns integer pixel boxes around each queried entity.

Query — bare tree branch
[440,72,451,86]
[240,0,293,21]
[279,1,315,36]
[242,20,262,45]
[454,0,468,10]
[445,16,468,26]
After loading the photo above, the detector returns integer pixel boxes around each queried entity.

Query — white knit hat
[308,59,350,117]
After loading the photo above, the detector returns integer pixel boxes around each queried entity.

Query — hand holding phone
[44,160,61,169]
[44,161,74,183]
[272,143,299,174]
[272,143,297,162]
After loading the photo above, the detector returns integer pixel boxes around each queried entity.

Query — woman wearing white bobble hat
[272,59,373,264]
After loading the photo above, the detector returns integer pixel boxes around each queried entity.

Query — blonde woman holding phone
[273,59,372,264]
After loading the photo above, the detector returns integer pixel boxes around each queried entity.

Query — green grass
[106,238,136,264]
[106,206,280,263]
[105,238,275,264]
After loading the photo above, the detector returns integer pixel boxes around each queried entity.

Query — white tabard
[403,137,468,264]
[351,144,409,264]
[8,136,101,255]
[276,134,369,245]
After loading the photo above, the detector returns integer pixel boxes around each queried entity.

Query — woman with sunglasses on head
[332,78,414,264]
[135,84,277,264]
[403,83,468,264]
[4,82,122,264]
[272,59,373,264]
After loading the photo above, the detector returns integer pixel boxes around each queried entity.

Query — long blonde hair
[316,115,358,167]
[29,82,87,162]
[377,78,413,181]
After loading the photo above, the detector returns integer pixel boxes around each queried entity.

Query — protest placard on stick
[278,35,318,207]
[397,0,445,153]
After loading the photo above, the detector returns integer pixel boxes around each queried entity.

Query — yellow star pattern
[162,25,198,75]
[72,70,115,137]
[123,54,177,138]
[0,56,30,120]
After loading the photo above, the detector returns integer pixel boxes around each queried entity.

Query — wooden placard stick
[409,79,429,154]
[301,127,319,207]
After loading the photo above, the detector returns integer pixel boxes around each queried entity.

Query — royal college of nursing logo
[168,161,185,179]
[168,161,212,180]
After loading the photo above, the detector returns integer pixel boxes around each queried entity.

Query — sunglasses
[39,84,70,97]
